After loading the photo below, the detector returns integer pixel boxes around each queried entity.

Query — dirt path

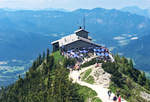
[69,64,127,102]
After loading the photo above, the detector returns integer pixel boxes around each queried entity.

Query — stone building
[51,27,101,52]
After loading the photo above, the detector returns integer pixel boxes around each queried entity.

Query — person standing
[113,96,117,102]
[116,90,120,98]
[118,95,121,102]
[78,76,81,80]
[108,90,112,99]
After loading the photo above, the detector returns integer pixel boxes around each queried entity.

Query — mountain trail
[69,64,127,102]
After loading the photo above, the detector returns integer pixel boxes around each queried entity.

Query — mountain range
[0,8,150,60]
[121,6,150,18]
[0,7,150,86]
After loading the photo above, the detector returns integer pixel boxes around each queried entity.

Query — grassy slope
[81,69,92,81]
[52,51,65,64]
[81,68,95,84]
[77,85,102,102]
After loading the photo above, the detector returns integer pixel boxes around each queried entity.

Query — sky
[0,0,150,10]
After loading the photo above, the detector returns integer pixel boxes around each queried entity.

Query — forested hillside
[0,50,101,102]
[0,50,150,102]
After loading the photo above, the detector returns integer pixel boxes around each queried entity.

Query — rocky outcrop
[90,63,111,88]
[140,91,150,101]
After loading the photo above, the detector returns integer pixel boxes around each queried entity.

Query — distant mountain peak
[120,6,150,18]
[121,6,142,10]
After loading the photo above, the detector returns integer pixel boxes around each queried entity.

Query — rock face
[140,91,150,101]
[90,64,111,88]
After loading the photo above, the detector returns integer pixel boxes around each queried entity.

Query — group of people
[108,90,122,102]
[61,46,111,65]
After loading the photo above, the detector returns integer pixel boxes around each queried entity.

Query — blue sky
[0,0,150,10]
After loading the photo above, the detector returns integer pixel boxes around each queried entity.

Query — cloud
[0,61,7,65]
[51,33,59,37]
[114,36,125,40]
[0,0,150,10]
[118,40,130,46]
[1,66,25,74]
[97,19,103,24]
[131,37,138,40]
[118,53,123,56]
[114,34,138,46]
[108,46,116,51]
[44,33,59,37]
[122,34,133,37]
[138,23,146,29]
[60,33,65,36]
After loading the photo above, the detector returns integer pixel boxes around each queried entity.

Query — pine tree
[122,56,128,64]
[138,72,146,86]
[47,56,54,70]
[114,54,120,63]
[142,72,146,84]
[46,48,50,62]
[43,62,48,75]
[32,61,37,70]
[129,59,134,68]
[38,54,42,65]
[145,79,150,89]
[42,51,45,61]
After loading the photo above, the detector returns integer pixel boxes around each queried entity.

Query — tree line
[0,49,83,102]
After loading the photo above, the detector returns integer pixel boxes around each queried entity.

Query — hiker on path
[95,63,99,68]
[78,76,81,80]
[116,90,120,97]
[113,96,117,102]
[118,95,121,102]
[108,90,112,99]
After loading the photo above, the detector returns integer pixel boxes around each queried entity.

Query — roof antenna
[79,26,82,29]
[77,18,82,29]
[83,15,86,30]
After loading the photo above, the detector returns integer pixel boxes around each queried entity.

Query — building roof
[88,36,92,40]
[51,34,100,47]
[74,29,89,34]
[51,34,77,45]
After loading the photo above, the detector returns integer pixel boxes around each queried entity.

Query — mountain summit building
[51,27,101,52]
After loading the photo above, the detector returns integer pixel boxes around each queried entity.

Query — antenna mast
[83,15,85,30]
